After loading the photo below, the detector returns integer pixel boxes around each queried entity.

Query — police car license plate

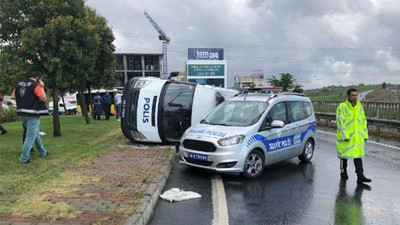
[188,152,208,161]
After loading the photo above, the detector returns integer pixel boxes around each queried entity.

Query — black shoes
[340,173,372,183]
[22,159,32,164]
[357,174,372,183]
[40,151,50,158]
[1,130,7,134]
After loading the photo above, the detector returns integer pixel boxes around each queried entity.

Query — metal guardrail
[315,112,400,135]
[312,101,400,120]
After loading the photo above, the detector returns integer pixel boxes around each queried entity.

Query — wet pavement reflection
[223,132,400,225]
[334,180,371,225]
[150,132,400,225]
[223,161,315,225]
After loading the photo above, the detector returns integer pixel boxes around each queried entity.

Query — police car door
[286,101,315,157]
[258,101,292,164]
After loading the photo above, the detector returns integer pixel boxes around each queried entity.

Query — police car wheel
[243,149,265,179]
[298,139,314,162]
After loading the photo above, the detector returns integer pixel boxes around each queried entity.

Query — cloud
[86,0,400,89]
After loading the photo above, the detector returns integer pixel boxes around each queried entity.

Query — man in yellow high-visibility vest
[336,88,371,183]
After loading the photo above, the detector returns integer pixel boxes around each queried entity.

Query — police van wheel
[298,139,314,162]
[243,149,265,179]
[121,122,135,142]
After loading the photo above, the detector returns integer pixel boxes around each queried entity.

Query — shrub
[0,107,19,123]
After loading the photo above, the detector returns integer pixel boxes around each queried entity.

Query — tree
[80,8,116,124]
[382,82,387,89]
[268,73,304,93]
[0,0,116,135]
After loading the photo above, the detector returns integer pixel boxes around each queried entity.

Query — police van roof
[230,92,309,102]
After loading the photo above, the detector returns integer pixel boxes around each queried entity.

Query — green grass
[305,84,381,101]
[0,115,120,217]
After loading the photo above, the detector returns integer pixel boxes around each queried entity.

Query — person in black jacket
[0,94,7,134]
[11,71,49,163]
[102,91,112,120]
[92,92,103,120]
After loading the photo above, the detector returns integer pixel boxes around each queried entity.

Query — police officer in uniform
[11,71,49,163]
[336,88,371,183]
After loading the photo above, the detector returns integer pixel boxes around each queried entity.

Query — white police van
[179,92,316,178]
[121,77,237,144]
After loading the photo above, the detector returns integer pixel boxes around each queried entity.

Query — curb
[124,147,176,225]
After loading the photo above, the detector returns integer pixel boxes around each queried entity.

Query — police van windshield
[160,82,195,142]
[203,101,269,126]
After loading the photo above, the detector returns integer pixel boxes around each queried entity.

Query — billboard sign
[188,48,224,60]
[187,64,225,76]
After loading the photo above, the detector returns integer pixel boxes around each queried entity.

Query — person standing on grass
[0,125,6,134]
[114,90,122,121]
[336,88,371,183]
[11,71,50,163]
[0,93,7,134]
[92,91,103,120]
[102,91,112,120]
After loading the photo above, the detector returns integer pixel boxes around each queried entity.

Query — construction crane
[144,11,170,78]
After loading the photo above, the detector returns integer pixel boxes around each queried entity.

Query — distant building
[115,53,163,86]
[234,73,282,93]
[234,73,268,88]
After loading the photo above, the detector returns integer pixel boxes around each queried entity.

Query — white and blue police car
[179,92,316,179]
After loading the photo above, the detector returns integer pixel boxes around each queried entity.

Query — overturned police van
[121,77,237,144]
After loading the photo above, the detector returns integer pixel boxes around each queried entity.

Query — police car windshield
[203,101,269,126]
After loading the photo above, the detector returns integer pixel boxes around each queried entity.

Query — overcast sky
[86,0,400,89]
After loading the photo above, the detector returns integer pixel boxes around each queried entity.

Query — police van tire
[243,149,265,179]
[121,122,135,142]
[298,139,314,162]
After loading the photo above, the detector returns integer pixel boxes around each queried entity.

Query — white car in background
[49,101,77,115]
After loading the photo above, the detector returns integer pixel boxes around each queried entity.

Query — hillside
[305,84,400,102]
[304,84,381,101]
[364,87,400,103]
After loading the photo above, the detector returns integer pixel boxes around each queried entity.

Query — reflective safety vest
[336,100,368,158]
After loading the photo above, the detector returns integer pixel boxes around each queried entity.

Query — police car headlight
[134,80,151,89]
[217,135,245,146]
[131,130,148,141]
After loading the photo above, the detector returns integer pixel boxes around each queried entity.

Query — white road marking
[317,130,400,150]
[212,174,229,225]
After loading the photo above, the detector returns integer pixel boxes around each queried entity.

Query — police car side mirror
[259,120,285,131]
[271,120,285,128]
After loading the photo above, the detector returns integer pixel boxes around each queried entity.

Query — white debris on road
[160,188,201,202]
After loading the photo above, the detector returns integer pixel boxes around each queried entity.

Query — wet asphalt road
[149,131,400,225]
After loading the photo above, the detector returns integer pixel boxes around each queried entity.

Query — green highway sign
[188,64,225,76]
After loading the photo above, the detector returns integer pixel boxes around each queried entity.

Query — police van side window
[264,102,287,126]
[287,101,312,122]
[304,101,313,117]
